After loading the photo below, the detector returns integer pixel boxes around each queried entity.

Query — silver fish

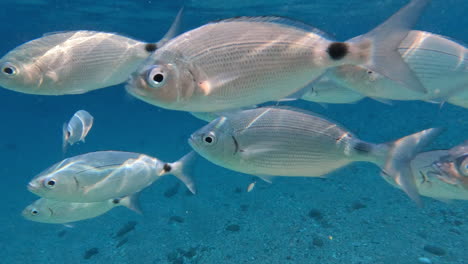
[22,194,140,224]
[383,141,468,200]
[189,106,442,204]
[0,9,182,95]
[326,30,468,106]
[62,110,94,152]
[127,0,429,112]
[300,75,365,104]
[27,151,196,202]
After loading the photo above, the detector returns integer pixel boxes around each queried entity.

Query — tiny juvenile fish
[325,30,468,107]
[127,0,429,112]
[247,181,256,192]
[384,141,468,200]
[189,106,442,204]
[63,110,93,152]
[27,151,196,202]
[22,194,140,224]
[0,9,182,95]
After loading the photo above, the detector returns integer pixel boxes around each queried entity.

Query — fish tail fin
[167,151,197,194]
[376,128,443,206]
[156,7,184,48]
[119,192,143,215]
[62,123,69,153]
[347,0,430,93]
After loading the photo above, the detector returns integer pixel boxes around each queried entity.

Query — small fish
[115,221,137,238]
[300,75,365,104]
[0,9,183,95]
[189,106,442,204]
[127,0,429,112]
[27,151,196,202]
[62,110,94,152]
[22,194,140,224]
[326,30,468,107]
[383,141,468,200]
[247,181,256,192]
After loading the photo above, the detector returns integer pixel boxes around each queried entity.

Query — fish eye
[460,160,468,177]
[202,132,217,145]
[43,178,57,189]
[1,62,17,77]
[146,66,166,88]
[30,209,39,216]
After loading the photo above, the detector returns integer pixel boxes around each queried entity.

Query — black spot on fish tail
[163,163,172,173]
[327,42,348,60]
[353,142,373,154]
[145,43,158,52]
[112,198,120,204]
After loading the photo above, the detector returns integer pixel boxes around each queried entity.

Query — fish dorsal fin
[211,16,334,40]
[156,7,184,48]
[42,30,96,37]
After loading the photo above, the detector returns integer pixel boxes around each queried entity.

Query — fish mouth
[188,135,197,149]
[125,74,145,96]
[27,182,39,192]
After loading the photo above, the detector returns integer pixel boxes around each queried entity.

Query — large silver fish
[384,141,468,200]
[189,106,442,204]
[62,110,94,152]
[325,30,468,106]
[22,194,140,224]
[0,9,182,95]
[27,151,196,202]
[126,0,429,112]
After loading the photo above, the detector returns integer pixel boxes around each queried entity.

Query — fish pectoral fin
[46,71,59,82]
[195,72,239,96]
[254,175,275,183]
[369,97,393,106]
[240,146,277,160]
[119,192,143,215]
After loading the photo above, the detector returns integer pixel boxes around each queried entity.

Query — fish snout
[27,181,40,192]
[188,134,197,148]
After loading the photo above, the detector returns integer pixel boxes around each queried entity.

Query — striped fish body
[22,198,119,224]
[27,151,162,202]
[0,31,151,95]
[128,18,338,112]
[189,107,376,177]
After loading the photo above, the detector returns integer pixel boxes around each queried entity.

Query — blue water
[0,0,467,263]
